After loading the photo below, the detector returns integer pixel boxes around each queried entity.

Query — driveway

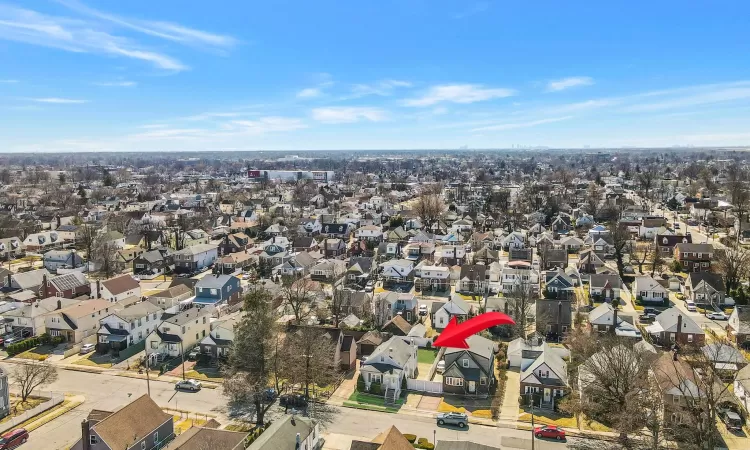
[670,292,727,337]
[500,368,520,421]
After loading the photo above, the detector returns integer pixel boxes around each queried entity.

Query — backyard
[417,348,438,365]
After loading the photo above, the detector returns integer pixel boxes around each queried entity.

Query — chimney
[676,314,683,345]
[557,301,562,340]
[81,419,91,450]
[96,280,101,299]
[57,299,62,310]
[6,273,11,289]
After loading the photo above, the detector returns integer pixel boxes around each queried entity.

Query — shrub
[425,341,432,349]
[357,376,365,392]
[417,438,428,446]
[403,434,417,443]
[369,382,382,395]
[421,444,434,450]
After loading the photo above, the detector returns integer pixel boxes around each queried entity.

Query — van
[0,428,28,449]
[685,300,697,312]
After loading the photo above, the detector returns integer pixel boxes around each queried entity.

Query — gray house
[0,368,8,419]
[442,335,496,397]
[71,394,173,450]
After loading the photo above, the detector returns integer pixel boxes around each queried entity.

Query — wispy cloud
[181,111,244,121]
[297,88,322,98]
[621,86,750,113]
[346,79,412,99]
[405,84,515,107]
[31,97,88,104]
[0,79,18,83]
[138,124,168,129]
[56,0,237,50]
[0,5,188,71]
[229,117,307,134]
[546,76,594,92]
[94,80,136,87]
[311,107,388,124]
[454,2,490,19]
[471,116,573,132]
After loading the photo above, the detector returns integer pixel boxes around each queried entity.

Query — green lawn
[418,348,438,364]
[348,391,403,407]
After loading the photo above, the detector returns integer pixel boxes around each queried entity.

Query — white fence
[0,392,64,434]
[407,379,443,394]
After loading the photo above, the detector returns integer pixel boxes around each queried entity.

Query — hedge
[7,334,63,356]
[403,434,417,443]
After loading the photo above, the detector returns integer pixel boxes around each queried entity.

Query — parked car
[419,304,428,316]
[187,348,200,360]
[706,311,728,320]
[535,425,566,440]
[437,412,468,428]
[175,379,202,392]
[264,388,277,402]
[3,336,18,347]
[279,394,308,408]
[436,360,446,373]
[0,428,29,449]
[721,409,743,432]
[643,307,658,315]
[364,281,374,292]
[79,343,96,355]
[675,293,685,300]
[685,300,697,312]
[639,313,656,323]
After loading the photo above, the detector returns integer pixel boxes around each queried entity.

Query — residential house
[356,331,385,356]
[41,272,91,299]
[2,297,79,337]
[193,274,242,308]
[146,308,212,358]
[684,272,726,308]
[217,232,251,256]
[541,248,568,270]
[375,292,420,323]
[355,225,384,242]
[43,250,83,273]
[133,249,173,278]
[146,284,194,314]
[324,238,347,258]
[520,344,569,409]
[309,259,346,281]
[442,335,496,397]
[633,276,669,303]
[557,236,584,253]
[640,217,667,239]
[653,352,707,427]
[734,364,750,415]
[23,231,65,251]
[0,368,8,420]
[338,289,372,318]
[656,234,692,256]
[0,237,23,260]
[93,274,141,303]
[277,252,316,278]
[509,248,533,263]
[322,223,350,238]
[380,259,415,286]
[44,299,113,344]
[199,316,239,358]
[97,301,162,353]
[360,336,417,402]
[296,217,322,236]
[587,303,641,338]
[645,308,705,347]
[183,229,210,247]
[245,415,320,450]
[702,343,747,374]
[577,249,606,274]
[5,268,50,293]
[499,267,540,296]
[674,243,714,272]
[286,325,355,371]
[166,427,248,450]
[416,265,450,292]
[431,296,473,331]
[216,251,254,274]
[71,394,173,450]
[173,243,218,274]
[550,215,572,234]
[544,269,575,299]
[500,231,526,250]
[457,265,488,294]
[588,274,622,302]
[382,315,412,337]
[292,236,319,253]
[347,257,375,284]
[536,299,572,341]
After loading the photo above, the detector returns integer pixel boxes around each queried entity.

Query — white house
[97,301,162,350]
[501,231,526,250]
[633,276,669,302]
[500,268,540,295]
[359,336,417,401]
[380,259,414,282]
[355,225,384,242]
[145,308,212,358]
[93,274,141,303]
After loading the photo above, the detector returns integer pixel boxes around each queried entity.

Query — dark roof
[536,299,572,324]
[459,265,486,281]
[102,274,139,295]
[546,248,567,262]
[292,236,316,248]
[170,278,198,290]
[139,250,165,263]
[686,272,726,292]
[656,234,692,247]
[156,330,182,343]
[166,427,248,450]
[49,272,88,291]
[342,335,354,349]
[90,395,172,450]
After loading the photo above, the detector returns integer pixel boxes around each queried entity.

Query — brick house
[674,243,714,272]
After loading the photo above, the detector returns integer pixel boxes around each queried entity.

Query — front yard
[0,396,46,425]
[344,390,403,412]
[518,407,612,432]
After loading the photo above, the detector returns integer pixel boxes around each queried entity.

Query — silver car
[437,412,468,428]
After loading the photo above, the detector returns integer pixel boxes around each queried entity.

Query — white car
[419,304,428,316]
[685,301,697,312]
[706,311,728,321]
[79,343,96,354]
[436,360,446,373]
[175,379,202,392]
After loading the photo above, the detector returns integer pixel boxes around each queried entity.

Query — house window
[462,359,469,368]
[182,326,186,334]
[480,377,487,385]
[142,442,146,450]
[673,396,679,404]
[151,342,158,349]
[670,334,676,343]
[687,334,693,343]
[90,435,98,445]
[211,289,218,295]
[154,431,159,443]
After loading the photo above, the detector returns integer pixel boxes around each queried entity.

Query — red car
[535,425,566,440]
[0,428,29,449]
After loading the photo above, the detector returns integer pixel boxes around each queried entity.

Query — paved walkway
[499,368,520,422]
[329,368,358,404]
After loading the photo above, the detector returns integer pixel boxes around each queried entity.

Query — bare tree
[12,362,58,403]
[629,242,649,274]
[281,277,317,324]
[638,170,657,202]
[714,245,749,293]
[505,281,536,340]
[649,243,665,277]
[283,326,338,398]
[77,224,98,269]
[93,235,120,279]
[413,194,445,230]
[223,286,278,425]
[329,275,352,328]
[584,182,603,218]
[608,221,630,281]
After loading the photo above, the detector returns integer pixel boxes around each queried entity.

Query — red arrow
[433,312,515,349]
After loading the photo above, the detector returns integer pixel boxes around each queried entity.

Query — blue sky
[2,0,750,152]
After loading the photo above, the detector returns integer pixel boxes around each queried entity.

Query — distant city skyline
[1,1,750,152]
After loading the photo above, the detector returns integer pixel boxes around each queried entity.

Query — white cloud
[546,76,594,92]
[0,5,189,71]
[31,97,88,104]
[229,117,307,134]
[405,84,515,107]
[181,111,243,121]
[95,80,136,87]
[348,79,412,98]
[56,0,237,49]
[138,124,168,129]
[297,88,322,98]
[471,116,573,132]
[0,79,18,83]
[621,87,750,113]
[312,107,388,124]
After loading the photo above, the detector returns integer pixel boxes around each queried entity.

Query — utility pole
[180,341,186,380]
[529,394,535,450]
[145,354,151,397]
